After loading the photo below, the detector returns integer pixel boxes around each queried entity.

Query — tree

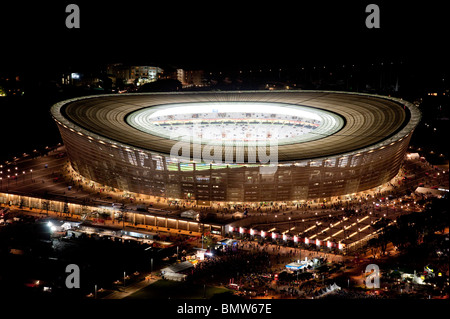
[368,237,381,258]
[63,199,69,215]
[389,270,402,280]
[42,200,50,216]
[118,202,127,230]
[202,235,216,249]
[298,272,313,281]
[98,211,110,220]
[371,217,391,255]
[137,79,182,92]
[80,199,89,220]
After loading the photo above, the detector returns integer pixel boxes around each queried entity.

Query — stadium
[50,91,421,204]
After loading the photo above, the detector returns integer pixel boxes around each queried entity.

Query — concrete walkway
[102,276,161,299]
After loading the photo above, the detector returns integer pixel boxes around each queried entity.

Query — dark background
[0,0,449,161]
[1,0,448,70]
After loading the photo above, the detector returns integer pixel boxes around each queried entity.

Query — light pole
[362,270,365,289]
[288,217,291,233]
[120,203,126,232]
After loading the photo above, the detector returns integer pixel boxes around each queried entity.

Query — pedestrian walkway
[102,275,160,299]
[239,241,345,263]
[9,205,203,238]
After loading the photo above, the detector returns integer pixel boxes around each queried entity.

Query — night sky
[1,0,448,73]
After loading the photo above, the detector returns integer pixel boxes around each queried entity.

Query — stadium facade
[51,91,420,204]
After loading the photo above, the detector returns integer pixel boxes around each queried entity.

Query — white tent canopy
[163,272,187,281]
[415,187,444,196]
[317,283,341,298]
[406,153,420,160]
[180,210,199,219]
[161,261,194,274]
[232,211,245,218]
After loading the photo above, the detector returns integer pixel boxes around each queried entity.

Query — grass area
[125,279,231,299]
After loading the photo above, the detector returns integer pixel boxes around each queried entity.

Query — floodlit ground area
[125,279,232,299]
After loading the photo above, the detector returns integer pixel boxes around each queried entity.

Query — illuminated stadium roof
[126,102,344,146]
[51,91,421,162]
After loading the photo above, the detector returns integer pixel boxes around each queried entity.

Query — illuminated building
[51,90,420,204]
[107,64,163,85]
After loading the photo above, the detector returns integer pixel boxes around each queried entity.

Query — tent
[285,262,308,271]
[406,153,420,160]
[285,257,322,271]
[163,272,187,281]
[232,211,245,218]
[161,261,194,274]
[180,210,199,220]
[328,283,341,292]
[415,187,444,196]
[218,239,238,246]
[317,283,341,298]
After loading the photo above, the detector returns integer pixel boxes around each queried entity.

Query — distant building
[177,69,185,84]
[160,68,207,87]
[61,72,102,88]
[107,64,164,86]
[183,69,205,87]
[159,68,182,82]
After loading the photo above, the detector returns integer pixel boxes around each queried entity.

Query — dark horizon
[1,1,449,73]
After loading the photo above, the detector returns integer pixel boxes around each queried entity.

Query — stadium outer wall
[51,90,421,204]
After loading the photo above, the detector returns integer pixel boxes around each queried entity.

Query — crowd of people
[189,249,272,286]
[150,111,320,142]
